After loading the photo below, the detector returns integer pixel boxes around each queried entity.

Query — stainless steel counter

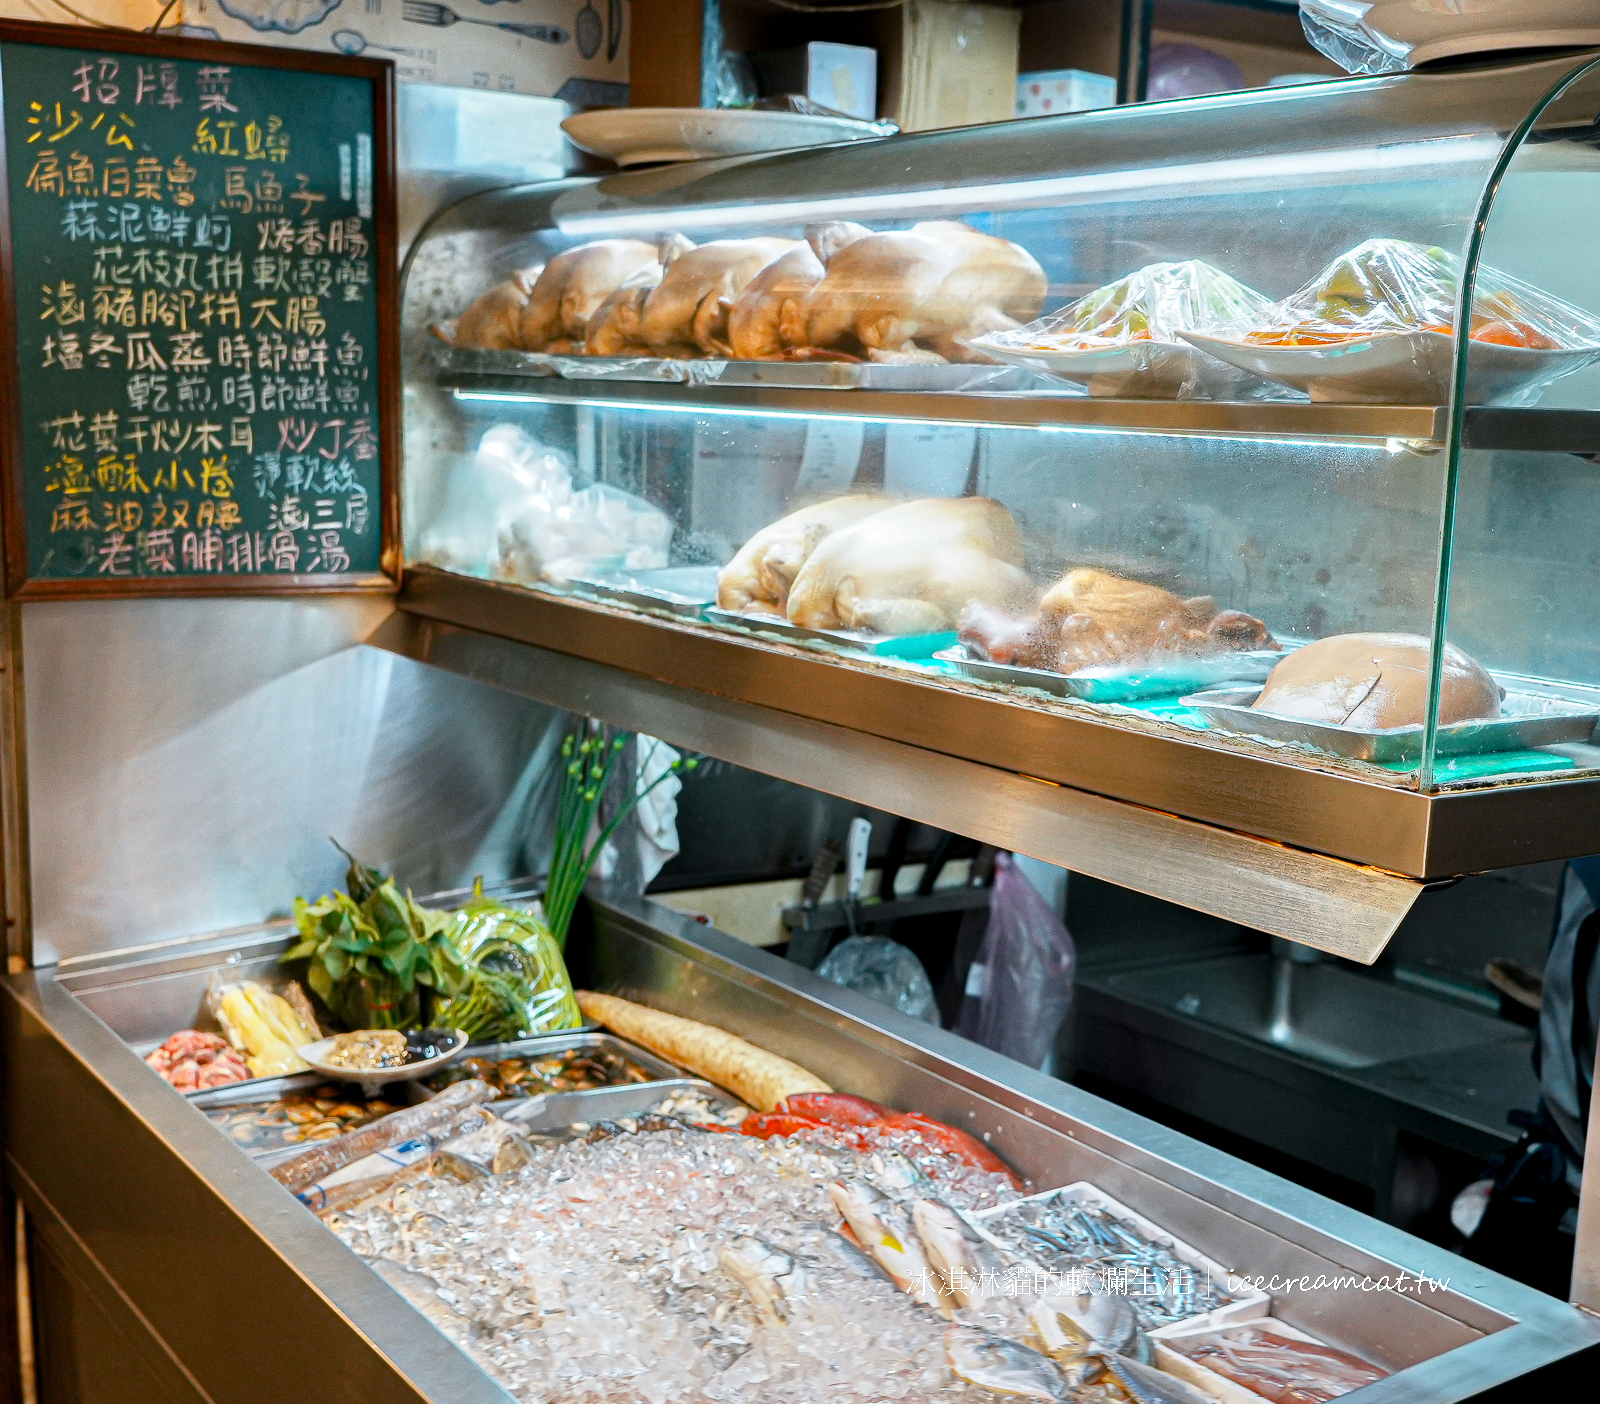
[5,888,1597,1402]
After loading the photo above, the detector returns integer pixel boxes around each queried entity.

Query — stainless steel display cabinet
[5,888,1597,1402]
[395,52,1600,959]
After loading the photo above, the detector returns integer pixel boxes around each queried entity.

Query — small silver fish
[945,1325,1068,1401]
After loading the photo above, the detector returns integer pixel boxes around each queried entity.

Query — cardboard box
[180,0,629,103]
[889,0,1019,131]
[752,41,877,121]
[1016,67,1117,117]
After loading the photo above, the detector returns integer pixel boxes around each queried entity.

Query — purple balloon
[1146,43,1246,100]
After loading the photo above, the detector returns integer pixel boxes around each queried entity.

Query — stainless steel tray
[705,606,955,658]
[1182,686,1600,762]
[935,646,1283,702]
[417,1029,691,1099]
[188,1073,432,1166]
[493,1078,740,1134]
[440,345,1050,392]
[567,565,720,617]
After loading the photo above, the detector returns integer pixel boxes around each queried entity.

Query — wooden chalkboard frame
[0,20,400,598]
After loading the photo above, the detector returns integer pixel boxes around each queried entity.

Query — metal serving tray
[440,344,1051,393]
[935,646,1284,703]
[1183,685,1600,762]
[705,606,955,658]
[492,1078,740,1134]
[566,565,720,617]
[418,1030,692,1099]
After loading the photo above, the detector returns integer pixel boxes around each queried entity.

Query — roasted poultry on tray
[445,222,1047,365]
[960,567,1276,675]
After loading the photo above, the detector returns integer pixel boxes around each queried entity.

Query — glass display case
[398,51,1600,888]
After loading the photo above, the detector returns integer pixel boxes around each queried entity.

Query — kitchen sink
[1092,952,1523,1071]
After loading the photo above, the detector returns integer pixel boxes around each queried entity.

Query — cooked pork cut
[787,497,1035,635]
[518,239,663,350]
[807,221,1046,362]
[451,268,541,350]
[1252,632,1501,728]
[717,495,897,614]
[640,238,799,356]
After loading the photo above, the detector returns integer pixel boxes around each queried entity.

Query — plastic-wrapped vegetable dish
[1183,237,1600,403]
[1238,238,1595,349]
[971,260,1274,397]
[428,1047,658,1098]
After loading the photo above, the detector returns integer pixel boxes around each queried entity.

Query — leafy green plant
[282,844,471,1030]
[544,727,697,947]
[432,884,582,1042]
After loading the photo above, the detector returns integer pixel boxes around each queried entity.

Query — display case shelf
[442,372,1454,444]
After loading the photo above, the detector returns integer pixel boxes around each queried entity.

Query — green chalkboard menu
[0,21,397,597]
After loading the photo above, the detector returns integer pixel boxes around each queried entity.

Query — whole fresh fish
[945,1324,1068,1401]
[829,1179,949,1313]
[1099,1351,1216,1404]
[912,1199,1009,1309]
[719,1236,809,1325]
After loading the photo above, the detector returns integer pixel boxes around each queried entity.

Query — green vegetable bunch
[282,844,471,1030]
[431,884,582,1042]
[544,727,697,947]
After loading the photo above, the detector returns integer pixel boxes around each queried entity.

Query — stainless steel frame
[371,605,1424,961]
[384,567,1600,898]
[6,889,1596,1401]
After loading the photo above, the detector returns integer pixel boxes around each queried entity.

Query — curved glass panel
[401,54,1597,792]
[1433,56,1600,790]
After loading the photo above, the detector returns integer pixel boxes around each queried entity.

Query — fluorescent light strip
[451,389,1393,453]
[553,135,1503,237]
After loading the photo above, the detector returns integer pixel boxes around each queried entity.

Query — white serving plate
[1182,327,1600,406]
[299,1029,470,1090]
[562,107,889,167]
[971,336,1199,398]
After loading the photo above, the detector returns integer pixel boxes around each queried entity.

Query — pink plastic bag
[956,853,1076,1069]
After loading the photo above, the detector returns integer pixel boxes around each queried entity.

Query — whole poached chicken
[787,497,1035,636]
[517,239,663,351]
[452,268,542,350]
[717,494,896,615]
[726,223,873,361]
[640,238,799,356]
[960,567,1275,673]
[807,221,1047,362]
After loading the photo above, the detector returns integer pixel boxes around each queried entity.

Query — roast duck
[718,495,1035,637]
[960,568,1276,675]
[447,222,1047,364]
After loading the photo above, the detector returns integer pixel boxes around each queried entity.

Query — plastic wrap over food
[1054,260,1271,345]
[417,423,672,584]
[972,261,1279,398]
[271,1076,494,1195]
[1238,238,1600,349]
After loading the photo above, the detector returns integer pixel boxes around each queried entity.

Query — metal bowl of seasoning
[298,1027,470,1089]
